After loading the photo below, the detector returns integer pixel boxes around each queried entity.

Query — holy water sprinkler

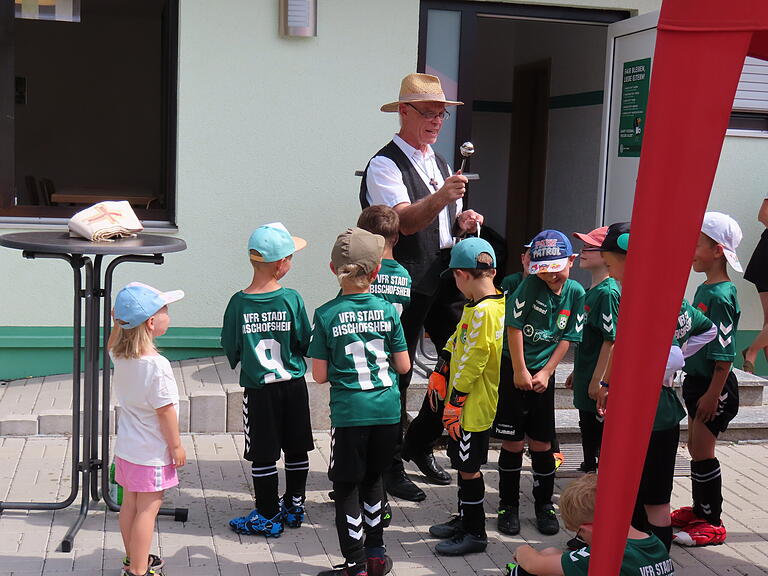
[458,141,475,173]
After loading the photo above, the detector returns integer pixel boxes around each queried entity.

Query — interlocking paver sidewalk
[1,434,767,575]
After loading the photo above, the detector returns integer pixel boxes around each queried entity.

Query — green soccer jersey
[221,288,311,390]
[500,272,525,358]
[653,299,714,431]
[684,281,740,379]
[561,535,674,576]
[572,277,620,413]
[370,258,412,316]
[307,293,407,428]
[506,275,586,372]
[500,272,525,298]
[444,292,505,432]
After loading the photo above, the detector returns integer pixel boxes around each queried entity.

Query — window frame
[0,0,179,225]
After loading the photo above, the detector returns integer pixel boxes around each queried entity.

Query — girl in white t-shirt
[109,282,186,576]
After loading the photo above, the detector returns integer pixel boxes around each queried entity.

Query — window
[1,0,178,222]
[729,57,768,134]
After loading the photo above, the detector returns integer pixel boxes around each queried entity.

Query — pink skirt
[115,456,179,493]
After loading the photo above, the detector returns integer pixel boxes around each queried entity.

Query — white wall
[686,134,768,330]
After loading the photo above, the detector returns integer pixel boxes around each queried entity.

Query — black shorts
[492,356,555,442]
[744,228,768,293]
[683,372,739,437]
[328,424,399,484]
[447,428,490,473]
[242,377,315,463]
[638,425,680,506]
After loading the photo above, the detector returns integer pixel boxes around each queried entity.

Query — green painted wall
[3,326,764,382]
[0,326,222,380]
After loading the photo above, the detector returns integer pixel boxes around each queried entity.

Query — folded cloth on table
[68,201,144,242]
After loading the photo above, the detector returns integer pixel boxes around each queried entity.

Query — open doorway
[419,2,629,276]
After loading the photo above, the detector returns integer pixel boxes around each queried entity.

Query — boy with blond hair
[223,223,314,537]
[309,227,411,576]
[427,238,505,556]
[505,474,674,576]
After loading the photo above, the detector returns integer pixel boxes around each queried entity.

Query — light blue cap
[114,282,184,329]
[447,237,496,271]
[248,222,307,263]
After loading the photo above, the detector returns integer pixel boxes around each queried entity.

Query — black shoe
[566,535,588,550]
[381,501,392,528]
[384,472,426,502]
[429,515,463,539]
[577,461,597,473]
[317,562,367,576]
[535,503,560,535]
[403,448,451,485]
[497,505,520,535]
[434,531,488,556]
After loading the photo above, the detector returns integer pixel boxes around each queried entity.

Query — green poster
[618,58,651,158]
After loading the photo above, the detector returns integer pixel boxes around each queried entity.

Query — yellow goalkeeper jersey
[445,291,505,432]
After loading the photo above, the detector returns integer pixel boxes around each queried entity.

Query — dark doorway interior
[506,59,550,271]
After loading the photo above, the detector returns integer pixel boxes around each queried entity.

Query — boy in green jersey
[356,205,412,527]
[504,474,674,576]
[426,238,505,556]
[500,242,531,297]
[309,227,410,576]
[223,223,315,537]
[566,226,618,474]
[357,205,412,316]
[598,223,717,551]
[493,230,586,536]
[672,212,742,547]
[501,242,566,471]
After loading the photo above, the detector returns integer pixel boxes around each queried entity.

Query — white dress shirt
[365,134,461,249]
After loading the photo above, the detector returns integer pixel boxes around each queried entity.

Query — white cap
[702,212,743,272]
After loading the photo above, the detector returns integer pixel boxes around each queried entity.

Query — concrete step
[407,363,765,409]
[1,355,766,436]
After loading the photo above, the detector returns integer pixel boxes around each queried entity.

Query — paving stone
[2,432,768,575]
[189,390,227,433]
[0,415,38,435]
[226,384,244,433]
[37,410,73,435]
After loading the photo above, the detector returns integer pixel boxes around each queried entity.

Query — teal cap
[248,222,307,262]
[446,237,496,273]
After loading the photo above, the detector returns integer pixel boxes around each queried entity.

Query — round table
[0,232,188,551]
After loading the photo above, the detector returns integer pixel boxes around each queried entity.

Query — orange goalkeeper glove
[426,351,451,412]
[442,388,468,441]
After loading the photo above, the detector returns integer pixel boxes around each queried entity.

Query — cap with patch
[331,227,385,276]
[248,222,307,263]
[702,211,743,272]
[114,282,185,330]
[446,237,496,273]
[600,222,631,254]
[573,226,609,248]
[529,230,573,274]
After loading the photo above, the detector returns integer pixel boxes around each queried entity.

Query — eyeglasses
[407,103,450,120]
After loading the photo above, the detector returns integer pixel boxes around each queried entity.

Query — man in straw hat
[359,73,484,502]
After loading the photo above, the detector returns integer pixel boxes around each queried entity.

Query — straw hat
[380,73,463,112]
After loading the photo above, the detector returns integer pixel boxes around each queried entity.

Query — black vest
[360,140,455,296]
